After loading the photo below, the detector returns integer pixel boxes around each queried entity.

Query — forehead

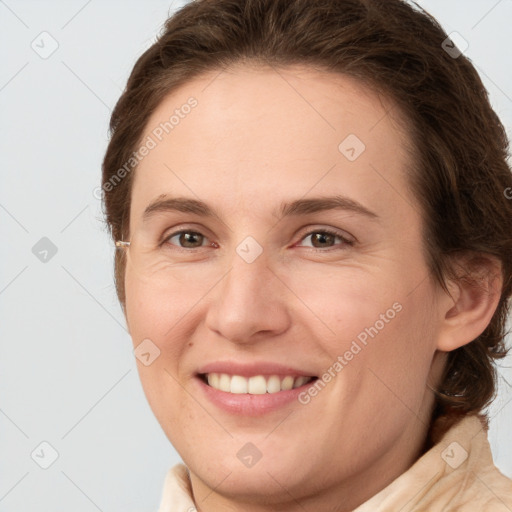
[130,64,415,227]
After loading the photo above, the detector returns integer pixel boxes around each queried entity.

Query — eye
[296,229,354,250]
[163,230,216,249]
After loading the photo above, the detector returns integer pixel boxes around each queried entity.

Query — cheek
[124,267,206,343]
[285,268,402,348]
[294,267,438,401]
[336,288,438,416]
[124,274,195,445]
[124,275,177,398]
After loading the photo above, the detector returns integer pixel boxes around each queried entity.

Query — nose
[204,250,291,345]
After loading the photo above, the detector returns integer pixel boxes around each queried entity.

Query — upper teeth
[206,373,313,394]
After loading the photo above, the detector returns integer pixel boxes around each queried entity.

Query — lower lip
[195,376,317,416]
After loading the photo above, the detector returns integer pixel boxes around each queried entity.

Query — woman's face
[125,65,449,509]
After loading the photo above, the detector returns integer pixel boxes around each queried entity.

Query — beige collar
[353,414,512,511]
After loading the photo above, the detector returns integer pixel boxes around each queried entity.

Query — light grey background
[1,1,511,511]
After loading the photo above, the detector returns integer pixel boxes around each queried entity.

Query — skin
[123,64,501,511]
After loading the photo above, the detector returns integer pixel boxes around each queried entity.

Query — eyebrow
[142,194,379,222]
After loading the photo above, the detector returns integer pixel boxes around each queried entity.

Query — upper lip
[197,361,317,378]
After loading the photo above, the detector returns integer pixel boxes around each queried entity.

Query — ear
[436,253,503,352]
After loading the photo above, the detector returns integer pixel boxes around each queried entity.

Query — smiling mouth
[199,373,318,394]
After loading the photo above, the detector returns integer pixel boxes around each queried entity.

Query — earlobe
[435,254,502,352]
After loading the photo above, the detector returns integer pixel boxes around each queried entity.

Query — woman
[101,0,512,510]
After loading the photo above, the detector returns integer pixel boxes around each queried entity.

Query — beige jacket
[156,415,512,511]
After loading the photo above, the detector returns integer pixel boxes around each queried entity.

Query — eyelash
[160,227,355,252]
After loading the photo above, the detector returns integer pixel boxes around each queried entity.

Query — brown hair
[102,0,512,432]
